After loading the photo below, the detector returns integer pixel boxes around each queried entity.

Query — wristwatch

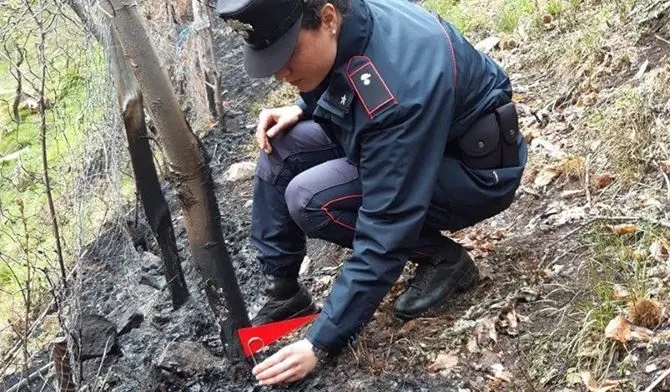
[310,343,329,364]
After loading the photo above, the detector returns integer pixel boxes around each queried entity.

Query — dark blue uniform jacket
[298,0,522,352]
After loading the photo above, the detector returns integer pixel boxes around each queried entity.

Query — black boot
[251,276,317,326]
[393,247,478,320]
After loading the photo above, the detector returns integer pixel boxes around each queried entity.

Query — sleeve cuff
[295,97,312,120]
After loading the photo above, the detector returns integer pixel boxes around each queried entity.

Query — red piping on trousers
[320,194,362,232]
[320,195,433,259]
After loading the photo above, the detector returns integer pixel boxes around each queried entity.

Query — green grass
[423,0,535,37]
[556,221,669,379]
[581,89,653,183]
[0,3,119,357]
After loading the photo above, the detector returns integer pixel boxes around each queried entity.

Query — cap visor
[243,14,302,78]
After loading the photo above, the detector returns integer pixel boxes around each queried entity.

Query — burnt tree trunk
[106,0,250,359]
[191,0,225,127]
[109,28,189,310]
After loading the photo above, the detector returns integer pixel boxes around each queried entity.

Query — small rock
[225,161,256,182]
[140,251,162,272]
[299,256,312,276]
[152,314,171,327]
[645,364,658,373]
[139,274,165,290]
[118,312,144,335]
[244,199,253,208]
[79,313,118,360]
[155,342,224,376]
[475,36,500,53]
[479,350,501,369]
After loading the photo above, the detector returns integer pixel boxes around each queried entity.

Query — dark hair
[301,0,350,29]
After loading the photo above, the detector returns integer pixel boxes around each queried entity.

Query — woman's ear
[319,3,339,33]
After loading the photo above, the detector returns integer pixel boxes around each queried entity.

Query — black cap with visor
[216,0,303,78]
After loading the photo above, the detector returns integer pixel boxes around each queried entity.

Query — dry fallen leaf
[497,306,520,336]
[480,242,496,252]
[534,165,562,187]
[490,363,513,383]
[612,284,630,300]
[561,189,586,199]
[607,224,639,235]
[661,159,670,174]
[595,172,616,189]
[427,351,459,373]
[605,316,631,343]
[605,315,654,343]
[475,317,499,352]
[650,240,670,263]
[581,371,628,392]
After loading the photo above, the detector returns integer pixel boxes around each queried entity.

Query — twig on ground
[584,156,592,209]
[385,332,394,364]
[6,362,53,392]
[643,367,670,392]
[655,34,670,46]
[658,163,670,202]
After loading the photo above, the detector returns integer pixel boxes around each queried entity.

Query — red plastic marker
[237,313,319,357]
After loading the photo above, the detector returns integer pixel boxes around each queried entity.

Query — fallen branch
[5,362,53,392]
[643,367,670,392]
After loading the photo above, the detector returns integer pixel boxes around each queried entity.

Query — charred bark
[52,337,76,392]
[109,29,189,309]
[107,0,250,359]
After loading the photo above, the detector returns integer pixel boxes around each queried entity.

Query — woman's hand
[252,339,319,385]
[256,105,304,154]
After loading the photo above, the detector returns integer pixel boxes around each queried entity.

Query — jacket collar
[299,0,372,113]
[333,0,372,71]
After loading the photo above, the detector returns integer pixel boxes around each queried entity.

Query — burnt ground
[3,5,670,392]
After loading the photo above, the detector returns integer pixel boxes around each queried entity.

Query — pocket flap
[495,102,519,144]
[458,115,500,157]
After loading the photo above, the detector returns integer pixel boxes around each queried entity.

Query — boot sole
[288,300,319,320]
[394,262,479,320]
[252,300,319,326]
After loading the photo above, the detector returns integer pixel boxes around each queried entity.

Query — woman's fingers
[258,362,300,385]
[252,347,289,376]
[256,109,275,153]
[266,115,290,138]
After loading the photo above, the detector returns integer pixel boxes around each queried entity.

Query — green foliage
[546,0,565,17]
[422,0,489,36]
[497,0,534,33]
[0,2,112,345]
[583,89,652,183]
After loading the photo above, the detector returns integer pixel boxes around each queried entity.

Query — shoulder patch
[346,56,397,119]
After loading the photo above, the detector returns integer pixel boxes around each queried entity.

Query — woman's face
[274,5,340,92]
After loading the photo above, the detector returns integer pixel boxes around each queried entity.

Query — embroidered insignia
[346,56,397,119]
[326,70,355,113]
[227,19,254,40]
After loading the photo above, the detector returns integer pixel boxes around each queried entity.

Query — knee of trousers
[256,120,329,184]
[285,176,319,236]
